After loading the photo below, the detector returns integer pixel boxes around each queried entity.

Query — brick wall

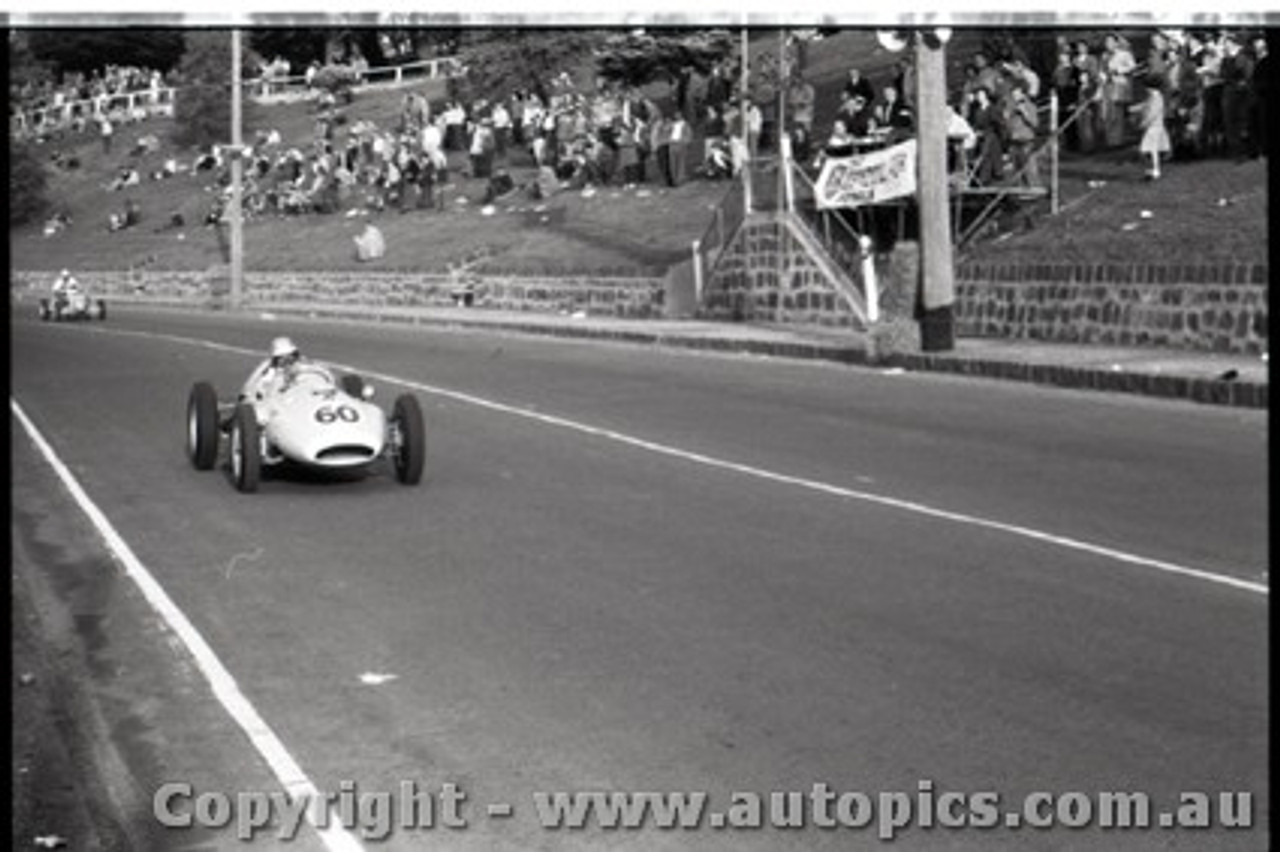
[11,270,667,318]
[954,263,1268,354]
[699,218,863,328]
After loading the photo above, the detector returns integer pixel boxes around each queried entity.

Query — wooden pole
[914,32,955,351]
[230,29,244,311]
[741,26,753,215]
[1050,89,1060,215]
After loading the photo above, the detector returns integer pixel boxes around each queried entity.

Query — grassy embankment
[10,30,1266,277]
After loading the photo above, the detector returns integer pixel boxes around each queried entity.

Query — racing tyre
[340,373,366,398]
[390,394,426,486]
[187,382,220,470]
[38,299,51,321]
[230,403,262,493]
[96,300,107,321]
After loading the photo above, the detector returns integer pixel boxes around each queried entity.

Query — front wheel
[230,403,261,493]
[95,300,107,321]
[390,394,426,485]
[38,299,51,321]
[187,382,220,470]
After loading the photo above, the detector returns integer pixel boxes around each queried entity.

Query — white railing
[10,55,466,138]
[10,87,176,137]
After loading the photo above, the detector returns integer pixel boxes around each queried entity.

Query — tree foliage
[593,30,734,89]
[10,140,50,226]
[9,31,54,91]
[170,31,259,151]
[448,30,602,103]
[25,29,185,78]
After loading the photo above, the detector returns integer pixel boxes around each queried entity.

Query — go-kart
[186,362,426,493]
[40,288,107,321]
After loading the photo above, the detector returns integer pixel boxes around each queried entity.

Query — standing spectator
[469,119,495,179]
[1246,35,1269,159]
[492,100,512,160]
[842,67,876,104]
[787,71,816,137]
[1193,33,1226,155]
[970,86,1004,185]
[1101,34,1137,148]
[705,63,731,113]
[1131,77,1171,179]
[1050,45,1079,150]
[100,115,113,154]
[1220,33,1253,158]
[616,118,639,184]
[652,112,672,186]
[1004,85,1040,185]
[743,98,762,160]
[1071,40,1102,153]
[667,110,691,187]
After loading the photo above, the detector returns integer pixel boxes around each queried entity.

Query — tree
[170,31,258,150]
[593,29,734,91]
[8,31,54,92]
[26,29,184,78]
[10,140,50,226]
[448,30,603,103]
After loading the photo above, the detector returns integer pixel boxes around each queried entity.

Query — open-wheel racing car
[39,287,107,322]
[185,354,426,493]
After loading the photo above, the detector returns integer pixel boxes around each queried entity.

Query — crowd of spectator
[20,29,1272,246]
[11,63,173,138]
[1050,30,1270,166]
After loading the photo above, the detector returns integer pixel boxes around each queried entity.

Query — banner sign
[815,139,917,210]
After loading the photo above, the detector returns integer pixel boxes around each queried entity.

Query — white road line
[61,324,1270,597]
[10,398,368,852]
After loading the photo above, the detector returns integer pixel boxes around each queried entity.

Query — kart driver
[241,336,308,403]
[52,269,81,302]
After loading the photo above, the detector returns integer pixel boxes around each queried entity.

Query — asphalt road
[10,306,1268,851]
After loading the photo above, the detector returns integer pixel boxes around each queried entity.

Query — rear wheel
[230,403,261,493]
[186,382,220,470]
[390,394,426,485]
[340,373,366,398]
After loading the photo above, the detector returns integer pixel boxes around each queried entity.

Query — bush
[9,141,50,226]
[312,64,360,101]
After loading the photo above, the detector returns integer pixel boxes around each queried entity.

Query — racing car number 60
[315,404,360,424]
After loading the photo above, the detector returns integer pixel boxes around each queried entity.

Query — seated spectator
[529,164,559,200]
[702,136,733,179]
[483,168,517,203]
[108,167,141,191]
[107,198,141,232]
[874,85,914,142]
[813,118,857,169]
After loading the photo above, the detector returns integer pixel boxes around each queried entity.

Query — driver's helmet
[269,336,301,369]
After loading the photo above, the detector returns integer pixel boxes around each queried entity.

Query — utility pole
[913,31,955,351]
[229,28,244,311]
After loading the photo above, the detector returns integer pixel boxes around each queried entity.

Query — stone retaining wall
[954,263,1268,354]
[11,270,667,318]
[699,219,862,328]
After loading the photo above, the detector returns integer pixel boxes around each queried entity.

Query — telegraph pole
[229,28,245,311]
[913,32,955,351]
